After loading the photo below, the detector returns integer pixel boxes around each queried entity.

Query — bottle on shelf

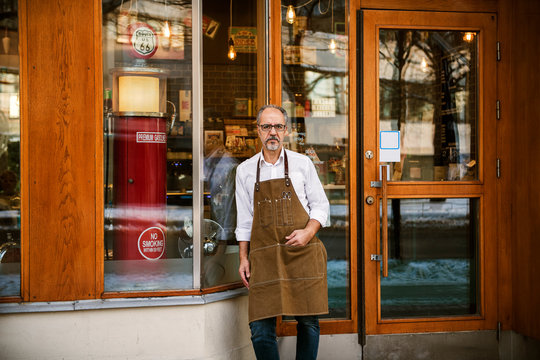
[290,124,298,152]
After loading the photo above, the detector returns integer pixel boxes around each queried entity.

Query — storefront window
[102,0,252,291]
[281,0,350,319]
[103,0,194,291]
[201,0,256,287]
[0,1,20,297]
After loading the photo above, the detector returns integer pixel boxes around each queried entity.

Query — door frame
[361,9,498,335]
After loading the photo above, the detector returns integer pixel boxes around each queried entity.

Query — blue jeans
[249,316,320,360]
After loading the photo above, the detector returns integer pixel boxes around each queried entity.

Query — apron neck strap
[255,150,290,192]
[284,150,290,187]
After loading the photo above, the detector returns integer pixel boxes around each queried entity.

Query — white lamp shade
[118,76,160,113]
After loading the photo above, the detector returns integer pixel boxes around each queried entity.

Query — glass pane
[380,198,479,318]
[103,0,194,291]
[379,30,478,181]
[200,0,258,288]
[0,3,20,297]
[281,0,350,319]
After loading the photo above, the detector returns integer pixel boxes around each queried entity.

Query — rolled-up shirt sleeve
[305,158,330,228]
[235,163,253,241]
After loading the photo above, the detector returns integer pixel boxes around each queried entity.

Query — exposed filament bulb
[286,5,296,24]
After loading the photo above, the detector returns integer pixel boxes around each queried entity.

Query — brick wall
[203,64,257,118]
[165,63,257,119]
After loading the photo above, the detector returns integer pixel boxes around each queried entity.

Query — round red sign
[128,22,158,59]
[138,226,165,260]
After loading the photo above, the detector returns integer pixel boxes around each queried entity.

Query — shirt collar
[259,148,285,167]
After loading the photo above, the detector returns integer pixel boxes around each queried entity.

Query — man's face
[257,108,288,152]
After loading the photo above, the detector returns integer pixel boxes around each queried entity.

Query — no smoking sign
[138,226,165,260]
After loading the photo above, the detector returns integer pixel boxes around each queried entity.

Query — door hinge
[496,100,501,120]
[370,254,382,261]
[497,321,502,342]
[497,158,501,178]
[497,42,501,61]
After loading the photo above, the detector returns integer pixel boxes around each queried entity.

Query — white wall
[0,296,254,360]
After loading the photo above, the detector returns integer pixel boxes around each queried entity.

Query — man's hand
[284,219,321,247]
[239,258,251,288]
[238,241,250,288]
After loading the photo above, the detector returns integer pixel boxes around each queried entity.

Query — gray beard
[265,142,280,151]
[265,137,280,151]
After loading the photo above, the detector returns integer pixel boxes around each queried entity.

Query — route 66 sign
[128,22,158,59]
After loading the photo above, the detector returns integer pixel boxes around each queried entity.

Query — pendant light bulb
[286,5,296,24]
[421,57,429,72]
[228,38,237,61]
[163,21,171,38]
[329,38,337,53]
[463,32,474,42]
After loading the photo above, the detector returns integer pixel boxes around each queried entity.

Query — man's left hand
[284,219,322,247]
[284,228,313,247]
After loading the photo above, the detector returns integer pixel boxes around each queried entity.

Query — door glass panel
[281,0,350,319]
[0,4,20,297]
[379,30,478,181]
[103,0,194,291]
[380,198,479,318]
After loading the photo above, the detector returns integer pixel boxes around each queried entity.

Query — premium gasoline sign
[136,132,167,143]
[138,226,165,260]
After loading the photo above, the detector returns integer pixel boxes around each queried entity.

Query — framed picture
[204,130,224,155]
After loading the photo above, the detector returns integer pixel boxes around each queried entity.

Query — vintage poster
[229,27,257,53]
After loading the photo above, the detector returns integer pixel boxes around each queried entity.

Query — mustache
[265,136,279,143]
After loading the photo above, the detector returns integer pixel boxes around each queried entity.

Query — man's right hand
[238,241,250,288]
[239,258,251,289]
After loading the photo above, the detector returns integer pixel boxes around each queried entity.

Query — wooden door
[362,10,497,334]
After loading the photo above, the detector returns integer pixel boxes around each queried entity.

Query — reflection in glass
[380,198,479,318]
[103,0,194,291]
[379,30,478,181]
[201,0,257,288]
[0,4,20,297]
[281,0,350,319]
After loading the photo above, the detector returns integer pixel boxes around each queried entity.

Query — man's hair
[256,104,289,126]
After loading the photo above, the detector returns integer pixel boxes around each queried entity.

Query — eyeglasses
[258,123,286,132]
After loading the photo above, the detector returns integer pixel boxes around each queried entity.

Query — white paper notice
[379,131,400,162]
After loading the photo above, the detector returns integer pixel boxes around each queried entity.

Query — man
[235,104,330,360]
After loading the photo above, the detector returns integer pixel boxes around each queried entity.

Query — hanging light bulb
[228,38,237,61]
[286,5,296,24]
[228,0,236,60]
[163,21,171,38]
[329,38,337,54]
[421,57,429,72]
[463,32,475,42]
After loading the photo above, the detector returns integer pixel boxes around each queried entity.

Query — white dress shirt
[235,148,330,242]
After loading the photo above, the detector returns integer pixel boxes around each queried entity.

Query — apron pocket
[280,243,326,280]
[257,198,273,227]
[249,245,281,284]
[275,198,293,226]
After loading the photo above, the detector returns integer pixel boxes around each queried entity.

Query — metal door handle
[381,165,388,277]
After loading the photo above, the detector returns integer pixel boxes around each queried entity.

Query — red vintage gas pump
[111,67,169,260]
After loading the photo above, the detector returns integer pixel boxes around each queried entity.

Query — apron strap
[284,150,290,187]
[255,155,261,192]
[255,150,291,191]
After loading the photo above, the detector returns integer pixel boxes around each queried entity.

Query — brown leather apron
[248,150,328,323]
